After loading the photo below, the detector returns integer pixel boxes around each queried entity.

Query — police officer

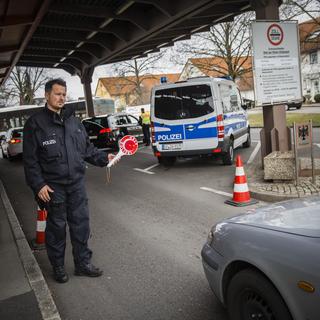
[23,78,115,283]
[139,108,151,146]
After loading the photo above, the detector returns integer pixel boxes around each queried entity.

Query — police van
[150,77,250,166]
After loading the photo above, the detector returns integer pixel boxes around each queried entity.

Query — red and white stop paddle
[106,135,138,182]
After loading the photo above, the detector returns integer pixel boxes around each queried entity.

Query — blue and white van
[150,77,250,166]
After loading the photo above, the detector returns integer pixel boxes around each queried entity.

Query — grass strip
[248,113,320,127]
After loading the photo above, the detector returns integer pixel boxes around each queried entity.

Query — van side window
[154,84,214,120]
[220,84,232,113]
[230,86,241,111]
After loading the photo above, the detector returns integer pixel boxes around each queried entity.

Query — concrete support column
[250,0,291,166]
[81,67,95,117]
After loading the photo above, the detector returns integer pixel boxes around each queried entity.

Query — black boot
[74,263,103,277]
[53,266,69,283]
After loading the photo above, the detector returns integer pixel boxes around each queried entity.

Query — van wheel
[222,141,234,165]
[158,156,176,167]
[242,130,251,148]
[227,269,292,320]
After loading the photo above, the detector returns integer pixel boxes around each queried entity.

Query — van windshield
[154,84,214,120]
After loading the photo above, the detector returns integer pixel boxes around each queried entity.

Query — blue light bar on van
[218,75,233,80]
[160,77,167,84]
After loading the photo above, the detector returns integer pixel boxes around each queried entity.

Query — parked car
[0,131,6,157]
[82,113,144,150]
[1,127,24,160]
[202,196,320,320]
[286,101,302,110]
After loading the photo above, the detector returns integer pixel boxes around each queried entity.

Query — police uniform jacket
[23,104,108,194]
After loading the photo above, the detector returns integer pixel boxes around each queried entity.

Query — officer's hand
[108,153,119,165]
[38,185,54,202]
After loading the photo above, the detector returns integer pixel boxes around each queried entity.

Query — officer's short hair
[45,78,67,93]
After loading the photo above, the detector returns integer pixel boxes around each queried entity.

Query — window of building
[310,52,318,64]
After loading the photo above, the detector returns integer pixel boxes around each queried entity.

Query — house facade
[299,18,320,101]
[95,73,180,110]
[179,56,254,101]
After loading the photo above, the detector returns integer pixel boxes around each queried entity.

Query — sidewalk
[247,162,320,202]
[0,180,60,320]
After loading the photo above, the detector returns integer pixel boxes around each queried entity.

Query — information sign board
[251,21,302,106]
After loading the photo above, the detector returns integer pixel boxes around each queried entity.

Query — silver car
[1,127,24,160]
[202,196,320,320]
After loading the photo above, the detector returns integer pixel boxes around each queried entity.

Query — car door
[82,120,102,147]
[126,115,144,142]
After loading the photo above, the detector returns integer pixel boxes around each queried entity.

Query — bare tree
[0,83,17,107]
[8,67,50,105]
[111,52,164,105]
[170,1,319,80]
[170,12,254,80]
[281,0,320,22]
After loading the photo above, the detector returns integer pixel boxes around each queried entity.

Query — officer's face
[46,84,66,112]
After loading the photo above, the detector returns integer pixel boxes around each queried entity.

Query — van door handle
[186,125,195,131]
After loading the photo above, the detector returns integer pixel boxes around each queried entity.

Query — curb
[0,179,61,320]
[249,188,299,202]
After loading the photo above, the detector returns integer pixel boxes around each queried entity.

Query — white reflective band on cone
[37,221,46,232]
[236,167,245,176]
[234,183,249,193]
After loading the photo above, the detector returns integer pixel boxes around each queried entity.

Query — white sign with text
[251,21,302,106]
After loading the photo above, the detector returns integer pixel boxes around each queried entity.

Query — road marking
[200,187,233,197]
[247,141,261,164]
[134,163,159,174]
[134,168,155,174]
[144,163,160,171]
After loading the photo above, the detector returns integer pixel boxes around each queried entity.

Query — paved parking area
[0,127,319,320]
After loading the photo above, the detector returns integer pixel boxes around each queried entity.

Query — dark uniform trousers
[46,179,92,267]
[142,124,150,145]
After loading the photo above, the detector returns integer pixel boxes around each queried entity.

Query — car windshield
[86,117,109,128]
[12,130,23,138]
[154,84,214,120]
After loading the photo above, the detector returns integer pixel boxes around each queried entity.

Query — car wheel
[7,151,13,161]
[222,140,234,165]
[242,129,251,148]
[1,147,6,158]
[227,269,292,320]
[296,104,302,110]
[286,105,290,111]
[158,156,176,167]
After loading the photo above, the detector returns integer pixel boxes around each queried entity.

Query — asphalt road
[0,138,263,320]
[0,128,319,320]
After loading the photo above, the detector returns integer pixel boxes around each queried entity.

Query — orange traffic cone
[31,206,47,250]
[225,155,258,207]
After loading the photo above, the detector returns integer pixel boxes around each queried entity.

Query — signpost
[293,121,314,185]
[251,21,303,107]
